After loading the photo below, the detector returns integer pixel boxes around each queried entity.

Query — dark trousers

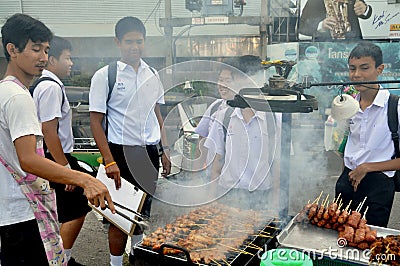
[0,219,48,266]
[335,167,395,227]
[46,152,92,223]
[109,143,160,234]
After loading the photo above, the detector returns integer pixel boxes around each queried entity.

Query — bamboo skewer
[210,258,222,266]
[356,196,367,213]
[338,199,343,210]
[221,258,231,266]
[217,243,254,256]
[192,248,217,252]
[344,200,352,212]
[363,206,369,220]
[252,234,273,238]
[313,191,324,204]
[263,225,279,230]
[322,194,329,207]
[245,243,263,250]
[334,193,341,204]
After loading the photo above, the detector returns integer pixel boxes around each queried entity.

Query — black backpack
[387,94,400,192]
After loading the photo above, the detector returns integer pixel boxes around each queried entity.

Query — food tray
[276,214,400,265]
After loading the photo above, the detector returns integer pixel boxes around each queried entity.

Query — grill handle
[158,243,191,263]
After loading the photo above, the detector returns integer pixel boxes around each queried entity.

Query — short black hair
[1,13,53,62]
[49,36,72,59]
[348,42,383,67]
[115,16,146,41]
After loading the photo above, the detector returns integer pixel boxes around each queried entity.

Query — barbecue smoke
[149,60,340,231]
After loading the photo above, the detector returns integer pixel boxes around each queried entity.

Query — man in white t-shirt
[89,16,171,266]
[0,13,114,266]
[32,36,90,266]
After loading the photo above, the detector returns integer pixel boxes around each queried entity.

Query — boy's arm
[210,153,223,181]
[42,118,75,191]
[42,118,68,166]
[155,104,171,177]
[14,134,115,212]
[90,111,121,189]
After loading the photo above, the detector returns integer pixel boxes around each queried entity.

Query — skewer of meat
[347,210,362,229]
[323,200,330,220]
[331,200,343,224]
[296,200,312,223]
[317,194,329,220]
[338,200,352,224]
[354,225,366,243]
[348,198,366,229]
[343,225,355,243]
[328,193,341,217]
[308,191,323,220]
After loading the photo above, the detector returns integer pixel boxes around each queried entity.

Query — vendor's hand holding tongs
[105,201,150,230]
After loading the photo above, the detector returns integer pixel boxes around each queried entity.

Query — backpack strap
[210,101,223,118]
[29,76,65,107]
[222,107,234,144]
[388,94,400,158]
[149,67,156,75]
[107,61,118,104]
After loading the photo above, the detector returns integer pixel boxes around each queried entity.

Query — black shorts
[46,153,92,223]
[0,219,48,266]
[108,143,160,218]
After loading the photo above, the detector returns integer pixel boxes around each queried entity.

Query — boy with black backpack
[335,42,398,227]
[89,16,170,266]
[31,36,91,266]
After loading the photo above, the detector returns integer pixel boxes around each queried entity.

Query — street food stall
[132,60,322,265]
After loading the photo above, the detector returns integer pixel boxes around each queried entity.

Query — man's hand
[322,17,338,31]
[105,163,121,190]
[83,176,115,213]
[348,163,369,191]
[161,152,171,177]
[354,0,367,16]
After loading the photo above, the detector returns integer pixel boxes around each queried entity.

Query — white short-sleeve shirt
[195,99,226,138]
[89,60,164,145]
[204,108,281,191]
[345,89,400,177]
[32,70,74,153]
[0,76,43,226]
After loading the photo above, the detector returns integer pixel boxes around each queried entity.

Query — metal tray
[276,214,400,265]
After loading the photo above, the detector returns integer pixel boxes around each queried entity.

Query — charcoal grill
[134,220,280,266]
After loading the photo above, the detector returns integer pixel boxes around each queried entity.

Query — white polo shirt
[32,70,74,153]
[89,60,164,145]
[195,99,226,138]
[345,89,400,177]
[204,108,281,191]
[0,76,42,226]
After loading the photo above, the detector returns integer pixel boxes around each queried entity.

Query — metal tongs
[105,201,150,231]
